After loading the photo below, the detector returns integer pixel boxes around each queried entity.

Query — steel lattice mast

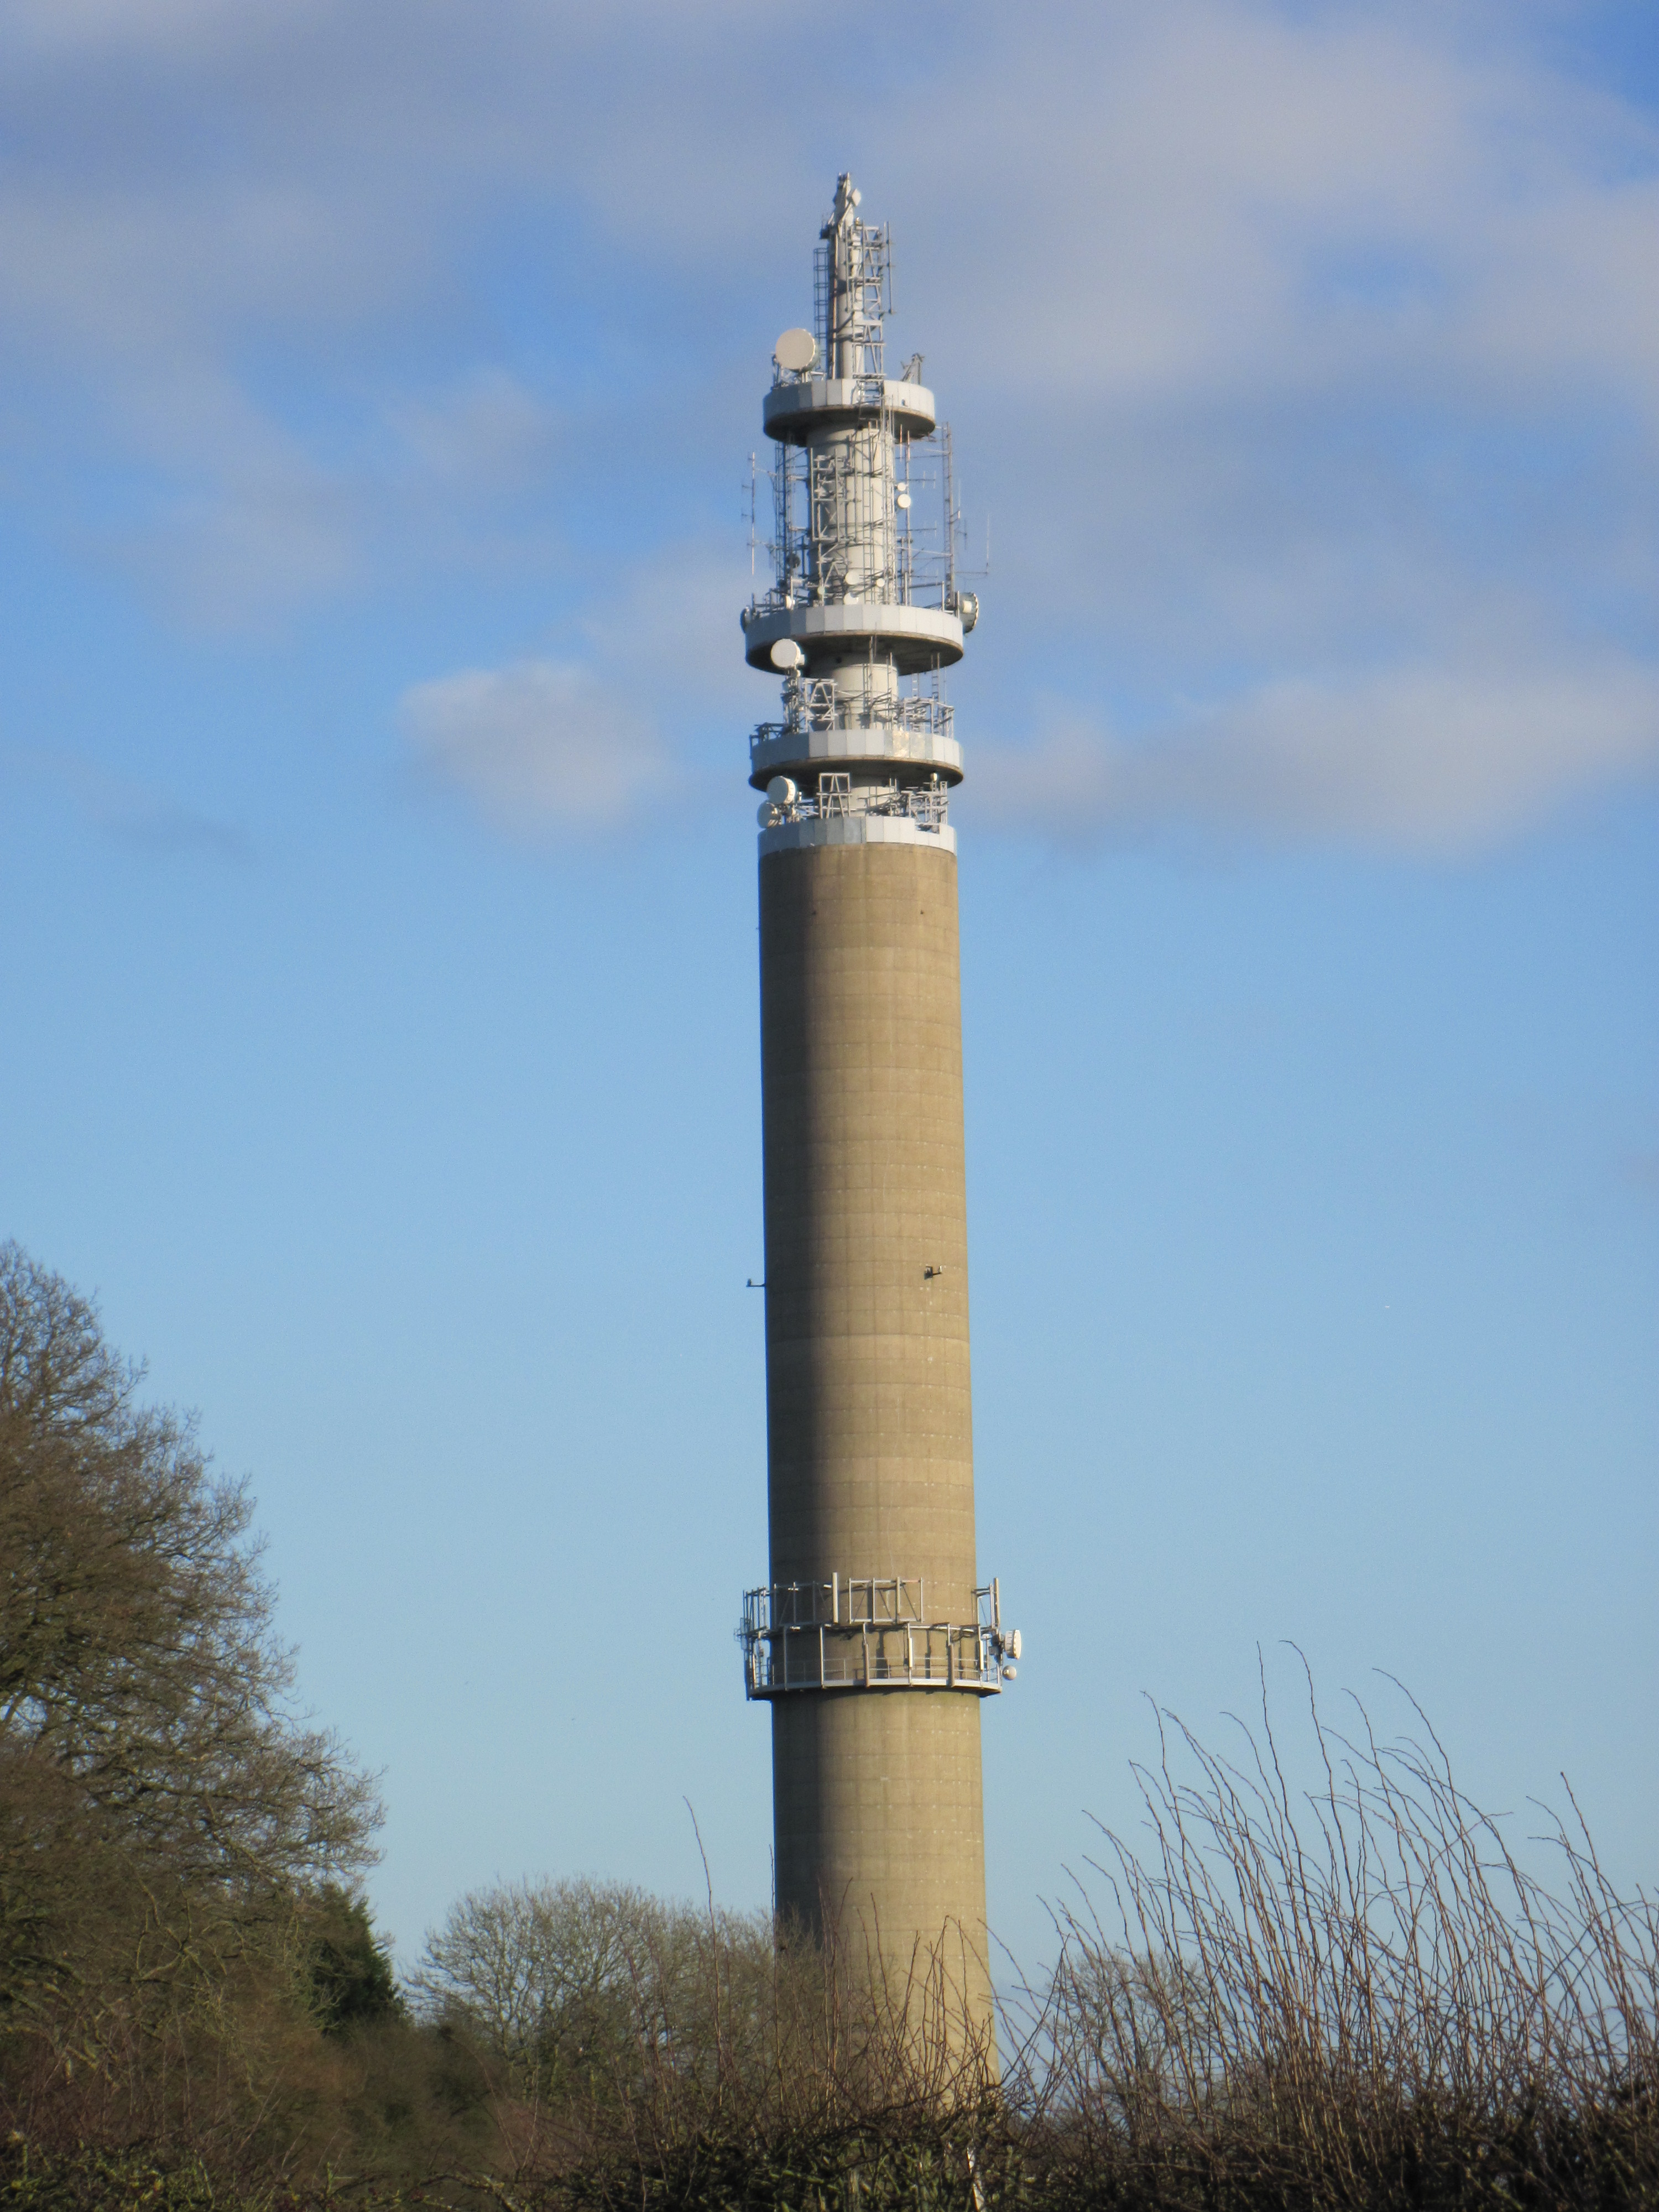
[738,175,1018,2038]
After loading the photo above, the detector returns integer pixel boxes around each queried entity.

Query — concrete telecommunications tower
[738,176,1019,2021]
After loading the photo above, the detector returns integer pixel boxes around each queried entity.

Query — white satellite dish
[766,776,798,807]
[769,638,804,672]
[773,327,817,374]
[757,800,780,828]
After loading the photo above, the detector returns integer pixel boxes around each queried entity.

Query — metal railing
[739,1576,1008,1698]
[758,775,950,834]
[750,686,954,761]
[746,575,957,617]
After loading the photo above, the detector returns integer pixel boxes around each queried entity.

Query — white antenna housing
[740,173,979,831]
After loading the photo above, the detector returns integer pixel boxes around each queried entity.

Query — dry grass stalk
[1010,1657,1658,2206]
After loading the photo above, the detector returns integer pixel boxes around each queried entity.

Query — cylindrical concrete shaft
[772,1694,987,1995]
[759,839,989,2005]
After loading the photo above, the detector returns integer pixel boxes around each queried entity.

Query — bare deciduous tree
[415,1877,665,2099]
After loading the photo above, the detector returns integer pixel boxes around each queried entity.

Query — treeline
[3,1242,1656,2208]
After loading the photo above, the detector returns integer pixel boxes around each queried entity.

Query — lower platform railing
[739,1576,1009,1698]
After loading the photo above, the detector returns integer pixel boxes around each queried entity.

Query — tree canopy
[0,1240,380,2073]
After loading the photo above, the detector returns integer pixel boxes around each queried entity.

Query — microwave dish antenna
[773,327,817,373]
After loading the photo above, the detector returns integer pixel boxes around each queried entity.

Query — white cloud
[968,655,1659,854]
[897,4,1659,416]
[398,540,759,840]
[400,660,670,836]
[0,0,1654,847]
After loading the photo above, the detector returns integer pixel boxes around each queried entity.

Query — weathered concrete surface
[759,840,990,2026]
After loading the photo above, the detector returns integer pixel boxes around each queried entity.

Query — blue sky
[2,0,1654,1977]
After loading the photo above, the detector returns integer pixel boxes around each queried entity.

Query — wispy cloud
[400,660,669,837]
[399,541,755,837]
[5,745,253,858]
[0,0,1653,848]
[900,4,1659,419]
[389,371,558,493]
[969,654,1659,854]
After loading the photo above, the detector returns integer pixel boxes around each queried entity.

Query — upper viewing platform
[742,599,963,676]
[763,373,937,445]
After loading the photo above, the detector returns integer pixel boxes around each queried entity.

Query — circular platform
[763,374,937,445]
[743,600,963,675]
[749,720,963,790]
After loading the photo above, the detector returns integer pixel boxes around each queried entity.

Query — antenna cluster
[739,174,983,843]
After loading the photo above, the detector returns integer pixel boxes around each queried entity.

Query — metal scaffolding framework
[758,770,950,834]
[739,1576,1015,1698]
[752,424,964,623]
[750,667,954,754]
